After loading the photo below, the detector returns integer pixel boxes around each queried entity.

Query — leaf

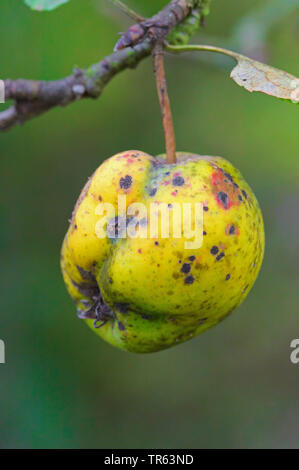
[24,0,69,11]
[230,56,299,103]
[166,44,299,104]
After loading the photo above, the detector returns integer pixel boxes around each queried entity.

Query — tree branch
[0,0,204,132]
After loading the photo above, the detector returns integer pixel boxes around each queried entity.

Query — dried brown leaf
[230,56,299,103]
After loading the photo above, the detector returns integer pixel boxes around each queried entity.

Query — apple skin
[61,150,264,353]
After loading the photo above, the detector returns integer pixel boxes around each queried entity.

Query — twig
[1,43,151,131]
[166,43,241,60]
[109,0,144,22]
[0,1,205,132]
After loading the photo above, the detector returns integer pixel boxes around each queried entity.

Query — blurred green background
[0,0,298,449]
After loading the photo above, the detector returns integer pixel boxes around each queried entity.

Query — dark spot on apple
[226,274,230,280]
[154,241,159,246]
[115,302,129,314]
[242,189,247,199]
[181,263,191,274]
[224,172,233,182]
[203,206,209,212]
[229,225,235,235]
[203,231,207,236]
[216,252,225,261]
[151,159,162,169]
[238,195,243,202]
[189,255,196,261]
[149,187,157,197]
[217,191,229,209]
[172,176,185,186]
[142,314,152,320]
[71,276,99,299]
[210,246,219,255]
[76,265,96,282]
[185,275,194,285]
[119,174,132,189]
[118,321,125,331]
[107,216,126,239]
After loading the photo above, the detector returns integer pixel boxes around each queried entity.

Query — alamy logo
[0,80,5,103]
[290,339,299,364]
[94,195,204,250]
[0,340,5,364]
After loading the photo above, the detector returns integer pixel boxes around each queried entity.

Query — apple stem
[153,44,176,164]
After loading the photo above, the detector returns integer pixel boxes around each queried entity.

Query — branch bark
[0,0,201,131]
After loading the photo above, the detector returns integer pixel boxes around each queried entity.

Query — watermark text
[95,195,203,249]
[0,80,5,103]
[290,339,299,364]
[0,340,5,364]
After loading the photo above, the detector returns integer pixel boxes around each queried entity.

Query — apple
[61,150,264,353]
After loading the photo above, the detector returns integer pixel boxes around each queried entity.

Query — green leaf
[24,0,69,11]
[230,57,299,104]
